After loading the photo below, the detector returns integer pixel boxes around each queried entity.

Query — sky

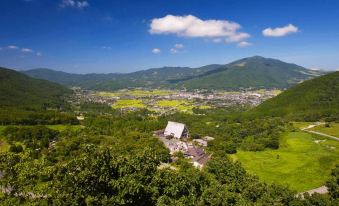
[0,0,338,73]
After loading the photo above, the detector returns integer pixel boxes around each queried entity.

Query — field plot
[231,132,339,192]
[112,99,145,109]
[310,123,339,137]
[156,100,194,113]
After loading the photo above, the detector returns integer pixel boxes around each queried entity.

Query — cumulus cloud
[8,45,19,49]
[237,41,252,48]
[21,48,34,53]
[36,52,42,56]
[152,48,161,54]
[262,24,298,37]
[149,15,250,43]
[60,0,89,9]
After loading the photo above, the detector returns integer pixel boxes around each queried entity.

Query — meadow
[231,131,339,192]
[310,123,339,137]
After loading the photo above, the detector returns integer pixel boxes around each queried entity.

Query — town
[71,87,281,114]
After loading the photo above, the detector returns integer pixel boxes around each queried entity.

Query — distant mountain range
[0,67,71,109]
[251,71,339,120]
[22,56,326,91]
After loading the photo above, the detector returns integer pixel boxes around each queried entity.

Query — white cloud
[262,24,298,37]
[174,43,184,49]
[149,15,250,43]
[152,48,161,54]
[170,48,178,54]
[237,41,252,48]
[21,48,33,53]
[60,0,89,9]
[170,43,185,54]
[8,45,19,49]
[36,52,42,56]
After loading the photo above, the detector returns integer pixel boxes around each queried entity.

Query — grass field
[231,131,339,192]
[310,123,339,137]
[293,122,312,130]
[112,99,145,108]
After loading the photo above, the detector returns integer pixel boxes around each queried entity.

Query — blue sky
[0,0,338,73]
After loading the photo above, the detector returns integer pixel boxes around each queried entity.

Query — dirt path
[303,130,339,141]
[301,122,339,141]
[298,186,328,198]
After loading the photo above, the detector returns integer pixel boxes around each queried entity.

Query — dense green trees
[252,71,339,122]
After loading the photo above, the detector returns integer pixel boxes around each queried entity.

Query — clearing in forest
[231,131,339,192]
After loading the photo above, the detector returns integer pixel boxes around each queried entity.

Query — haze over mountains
[23,56,325,91]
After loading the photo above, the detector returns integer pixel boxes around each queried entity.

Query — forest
[0,105,338,205]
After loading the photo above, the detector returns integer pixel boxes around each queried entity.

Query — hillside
[251,71,339,121]
[179,56,324,90]
[0,67,71,109]
[23,56,325,90]
[23,65,221,90]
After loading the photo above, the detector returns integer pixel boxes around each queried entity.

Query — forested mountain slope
[179,56,324,90]
[0,67,71,108]
[252,71,339,121]
[23,56,325,90]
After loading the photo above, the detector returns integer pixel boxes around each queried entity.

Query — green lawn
[231,132,339,192]
[310,123,339,137]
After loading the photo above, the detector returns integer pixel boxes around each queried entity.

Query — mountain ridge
[22,56,327,91]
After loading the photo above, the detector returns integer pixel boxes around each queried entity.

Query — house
[193,154,211,169]
[164,121,189,139]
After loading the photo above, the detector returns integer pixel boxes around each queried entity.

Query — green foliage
[252,71,339,121]
[23,57,324,91]
[0,67,71,109]
[326,165,339,199]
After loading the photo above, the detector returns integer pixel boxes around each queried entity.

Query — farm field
[310,123,339,137]
[231,131,339,192]
[112,99,145,109]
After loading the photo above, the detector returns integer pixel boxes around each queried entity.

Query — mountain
[251,71,339,121]
[0,67,71,109]
[178,56,325,90]
[22,56,326,91]
[23,65,221,90]
[22,68,118,88]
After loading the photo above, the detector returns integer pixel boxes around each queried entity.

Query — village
[70,87,281,114]
[154,121,214,169]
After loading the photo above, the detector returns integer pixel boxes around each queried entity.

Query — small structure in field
[164,121,189,139]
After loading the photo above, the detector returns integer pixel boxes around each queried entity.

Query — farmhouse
[164,121,189,139]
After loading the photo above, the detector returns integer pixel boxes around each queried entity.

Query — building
[164,121,189,139]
